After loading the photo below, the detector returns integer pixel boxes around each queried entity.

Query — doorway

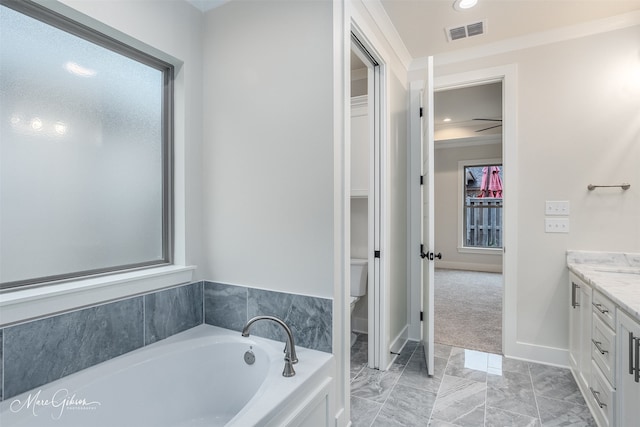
[411,64,518,361]
[349,32,386,370]
[433,82,504,354]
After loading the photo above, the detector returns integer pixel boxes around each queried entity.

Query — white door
[421,57,435,376]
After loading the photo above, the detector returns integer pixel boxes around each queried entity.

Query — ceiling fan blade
[476,124,503,132]
[472,118,503,122]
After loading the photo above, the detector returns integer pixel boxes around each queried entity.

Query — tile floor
[350,334,596,426]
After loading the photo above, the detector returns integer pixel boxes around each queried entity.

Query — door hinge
[419,107,423,117]
[374,250,381,258]
[420,175,424,185]
[420,311,424,321]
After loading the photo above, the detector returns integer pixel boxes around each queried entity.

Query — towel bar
[587,183,630,191]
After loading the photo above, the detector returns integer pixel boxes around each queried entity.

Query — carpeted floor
[434,268,503,355]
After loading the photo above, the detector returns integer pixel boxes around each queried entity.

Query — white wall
[433,23,640,359]
[434,141,503,272]
[201,0,335,298]
[387,71,409,348]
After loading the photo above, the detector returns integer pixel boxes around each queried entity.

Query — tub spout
[241,315,298,377]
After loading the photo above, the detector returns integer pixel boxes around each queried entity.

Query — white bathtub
[0,324,334,427]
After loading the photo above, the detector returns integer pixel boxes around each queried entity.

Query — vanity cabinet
[569,271,640,426]
[589,291,616,427]
[569,273,593,393]
[616,309,640,425]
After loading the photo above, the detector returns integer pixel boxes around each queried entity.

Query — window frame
[0,0,174,290]
[457,158,503,255]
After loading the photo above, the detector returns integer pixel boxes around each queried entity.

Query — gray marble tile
[204,281,247,332]
[430,374,486,426]
[351,367,401,403]
[445,347,489,383]
[145,282,203,345]
[247,288,332,353]
[485,406,541,427]
[4,298,143,398]
[486,371,538,418]
[427,420,459,427]
[435,343,453,360]
[391,339,419,368]
[397,354,447,393]
[351,334,369,380]
[351,395,382,427]
[373,383,436,427]
[488,353,530,376]
[529,364,585,404]
[536,396,596,426]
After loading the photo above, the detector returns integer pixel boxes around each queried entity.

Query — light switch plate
[545,201,570,216]
[545,218,570,233]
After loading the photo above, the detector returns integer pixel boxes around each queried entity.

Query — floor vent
[445,19,487,42]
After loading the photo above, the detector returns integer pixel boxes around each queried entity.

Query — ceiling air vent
[445,19,487,42]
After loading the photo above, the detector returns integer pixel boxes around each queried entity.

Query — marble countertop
[567,251,640,322]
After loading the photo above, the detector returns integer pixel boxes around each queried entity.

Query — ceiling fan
[473,118,502,132]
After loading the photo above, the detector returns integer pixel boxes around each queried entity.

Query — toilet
[350,258,368,347]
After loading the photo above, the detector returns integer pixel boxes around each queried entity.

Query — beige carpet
[434,268,503,355]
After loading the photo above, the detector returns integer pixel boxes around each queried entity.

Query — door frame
[410,64,518,357]
[350,24,388,370]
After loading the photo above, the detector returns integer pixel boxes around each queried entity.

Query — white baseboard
[505,340,569,368]
[435,260,502,273]
[386,325,409,370]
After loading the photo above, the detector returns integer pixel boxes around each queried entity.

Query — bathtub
[0,324,334,427]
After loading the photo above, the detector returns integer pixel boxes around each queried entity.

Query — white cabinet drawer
[592,313,616,386]
[592,291,616,330]
[590,361,616,427]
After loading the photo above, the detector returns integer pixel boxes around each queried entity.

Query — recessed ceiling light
[453,0,478,12]
[443,117,452,122]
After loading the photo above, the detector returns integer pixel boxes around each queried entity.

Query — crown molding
[410,10,640,71]
[359,0,413,71]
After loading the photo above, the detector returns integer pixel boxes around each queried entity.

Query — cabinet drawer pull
[592,339,608,355]
[589,387,607,408]
[592,302,609,314]
[634,337,640,383]
[571,282,579,308]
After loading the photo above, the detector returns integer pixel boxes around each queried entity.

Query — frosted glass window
[0,3,173,288]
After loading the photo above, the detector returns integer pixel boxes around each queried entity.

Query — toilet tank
[350,258,368,297]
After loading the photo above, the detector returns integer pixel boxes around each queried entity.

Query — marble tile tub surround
[0,282,203,401]
[567,250,640,321]
[204,281,332,353]
[0,280,331,402]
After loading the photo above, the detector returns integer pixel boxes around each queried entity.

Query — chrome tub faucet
[241,315,298,377]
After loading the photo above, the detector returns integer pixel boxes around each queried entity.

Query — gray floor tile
[536,395,596,426]
[486,371,538,418]
[485,406,541,427]
[351,395,382,427]
[349,333,595,427]
[373,383,436,427]
[397,354,447,393]
[430,375,486,426]
[351,366,402,403]
[529,364,585,405]
[445,347,489,383]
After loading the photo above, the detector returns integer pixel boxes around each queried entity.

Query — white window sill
[457,247,503,255]
[0,265,196,327]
